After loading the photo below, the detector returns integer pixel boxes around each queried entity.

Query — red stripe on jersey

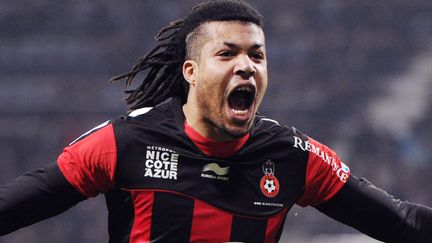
[57,123,117,197]
[184,122,249,158]
[190,199,232,242]
[264,208,288,243]
[296,137,350,206]
[130,191,154,243]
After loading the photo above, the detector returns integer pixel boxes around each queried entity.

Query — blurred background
[1,0,431,242]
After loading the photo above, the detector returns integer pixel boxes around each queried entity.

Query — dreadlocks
[109,0,263,110]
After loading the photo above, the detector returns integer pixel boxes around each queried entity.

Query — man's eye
[218,51,234,57]
[251,52,264,60]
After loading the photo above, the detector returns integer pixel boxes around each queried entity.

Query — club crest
[260,160,280,198]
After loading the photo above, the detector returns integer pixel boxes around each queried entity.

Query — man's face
[184,21,268,140]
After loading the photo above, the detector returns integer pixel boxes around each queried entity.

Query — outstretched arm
[316,175,432,243]
[0,163,86,235]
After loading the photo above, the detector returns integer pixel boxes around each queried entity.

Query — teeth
[236,86,253,92]
[232,109,248,114]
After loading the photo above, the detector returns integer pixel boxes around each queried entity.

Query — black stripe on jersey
[150,191,194,242]
[105,189,135,243]
[230,216,267,243]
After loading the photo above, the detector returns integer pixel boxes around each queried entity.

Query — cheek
[255,61,267,77]
[198,72,226,98]
[257,75,268,97]
[195,63,232,109]
[195,79,221,108]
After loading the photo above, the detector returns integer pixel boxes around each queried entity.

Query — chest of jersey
[113,120,308,218]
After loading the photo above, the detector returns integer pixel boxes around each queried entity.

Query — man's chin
[222,124,251,139]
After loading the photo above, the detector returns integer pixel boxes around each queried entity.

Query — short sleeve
[57,123,117,197]
[296,137,350,207]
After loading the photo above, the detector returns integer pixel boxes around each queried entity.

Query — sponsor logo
[293,136,350,182]
[144,146,178,180]
[201,163,229,181]
[259,160,280,198]
[203,163,229,175]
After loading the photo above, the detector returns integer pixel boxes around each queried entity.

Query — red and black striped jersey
[57,97,350,243]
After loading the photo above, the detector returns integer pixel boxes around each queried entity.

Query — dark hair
[110,0,264,110]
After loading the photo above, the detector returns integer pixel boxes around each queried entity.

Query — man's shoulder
[112,98,180,125]
[252,115,306,139]
[242,115,309,155]
[107,98,184,146]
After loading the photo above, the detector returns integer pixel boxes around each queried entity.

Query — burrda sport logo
[201,163,230,181]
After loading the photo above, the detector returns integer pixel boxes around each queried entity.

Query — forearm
[0,163,86,235]
[316,175,432,243]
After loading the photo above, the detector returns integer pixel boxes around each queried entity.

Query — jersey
[57,97,350,243]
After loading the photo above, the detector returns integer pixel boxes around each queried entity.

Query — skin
[182,21,268,141]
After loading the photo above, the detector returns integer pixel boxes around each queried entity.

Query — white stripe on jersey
[261,118,280,126]
[69,121,109,145]
[69,107,153,146]
[128,107,153,117]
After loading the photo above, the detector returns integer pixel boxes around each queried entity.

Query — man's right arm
[0,163,86,235]
[0,122,118,235]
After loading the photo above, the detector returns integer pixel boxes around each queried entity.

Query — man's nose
[234,55,256,79]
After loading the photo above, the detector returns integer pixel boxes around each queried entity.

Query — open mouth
[228,86,256,114]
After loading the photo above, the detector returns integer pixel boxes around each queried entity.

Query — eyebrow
[222,41,264,50]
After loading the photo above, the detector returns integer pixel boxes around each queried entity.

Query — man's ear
[183,60,198,86]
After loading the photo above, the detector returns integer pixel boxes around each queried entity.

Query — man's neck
[182,102,234,142]
[184,122,249,158]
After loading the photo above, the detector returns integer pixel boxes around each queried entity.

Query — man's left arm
[316,175,432,243]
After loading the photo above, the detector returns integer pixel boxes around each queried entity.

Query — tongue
[228,91,249,111]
